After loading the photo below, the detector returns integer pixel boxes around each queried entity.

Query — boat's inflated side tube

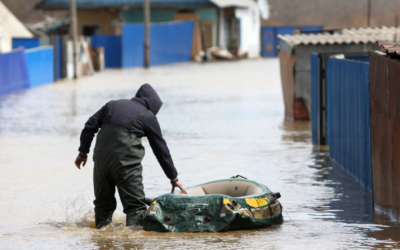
[142,179,283,232]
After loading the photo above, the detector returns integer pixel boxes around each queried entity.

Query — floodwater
[0,59,399,249]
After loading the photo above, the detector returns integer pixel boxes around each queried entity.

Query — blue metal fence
[327,57,372,190]
[0,50,30,96]
[150,21,193,65]
[122,24,145,68]
[300,26,323,34]
[122,21,194,68]
[12,38,40,49]
[25,47,54,87]
[92,35,122,68]
[56,38,63,79]
[311,53,319,145]
[261,27,276,57]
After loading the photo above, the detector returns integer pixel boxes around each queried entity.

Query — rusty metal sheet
[377,40,400,55]
[370,112,393,208]
[391,119,400,218]
[369,52,390,115]
[279,51,295,120]
[370,51,394,209]
[389,59,400,119]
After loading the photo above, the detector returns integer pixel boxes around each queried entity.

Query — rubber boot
[95,212,113,229]
[126,210,145,226]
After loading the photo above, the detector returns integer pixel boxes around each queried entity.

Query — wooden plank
[201,20,213,49]
[279,51,295,120]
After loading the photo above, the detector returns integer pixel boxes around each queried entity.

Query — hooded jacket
[78,84,178,180]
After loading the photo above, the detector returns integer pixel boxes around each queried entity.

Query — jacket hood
[132,84,163,115]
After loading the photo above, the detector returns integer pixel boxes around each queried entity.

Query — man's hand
[75,155,87,169]
[171,181,188,194]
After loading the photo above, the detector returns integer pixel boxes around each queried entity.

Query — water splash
[46,195,127,231]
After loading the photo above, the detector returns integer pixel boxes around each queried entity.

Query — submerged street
[0,59,399,249]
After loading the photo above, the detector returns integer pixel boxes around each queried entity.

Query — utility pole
[70,0,79,78]
[367,0,371,27]
[144,0,150,68]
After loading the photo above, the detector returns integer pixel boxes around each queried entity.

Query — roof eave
[36,2,215,10]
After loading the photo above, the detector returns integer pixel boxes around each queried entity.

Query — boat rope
[283,207,303,231]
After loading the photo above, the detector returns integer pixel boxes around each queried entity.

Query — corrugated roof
[278,26,400,47]
[37,0,214,9]
[377,40,400,56]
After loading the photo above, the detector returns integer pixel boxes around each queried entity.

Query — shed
[0,1,33,53]
[277,26,400,120]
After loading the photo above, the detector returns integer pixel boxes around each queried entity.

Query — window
[82,25,100,36]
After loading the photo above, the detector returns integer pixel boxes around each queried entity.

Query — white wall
[0,1,33,53]
[235,5,261,58]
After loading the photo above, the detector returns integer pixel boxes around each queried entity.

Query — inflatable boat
[142,176,283,232]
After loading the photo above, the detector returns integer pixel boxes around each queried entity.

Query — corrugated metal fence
[369,51,400,219]
[327,57,372,190]
[12,38,40,50]
[0,50,30,96]
[25,47,54,87]
[150,21,193,65]
[122,24,144,68]
[92,35,122,68]
[0,47,55,96]
[122,21,194,68]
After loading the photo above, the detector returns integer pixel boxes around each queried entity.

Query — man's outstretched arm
[75,103,108,169]
[145,115,187,194]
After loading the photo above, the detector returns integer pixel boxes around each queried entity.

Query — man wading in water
[74,84,187,229]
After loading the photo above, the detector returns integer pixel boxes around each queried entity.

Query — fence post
[144,0,150,68]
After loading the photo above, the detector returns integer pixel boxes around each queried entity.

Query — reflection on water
[280,120,311,142]
[0,59,399,249]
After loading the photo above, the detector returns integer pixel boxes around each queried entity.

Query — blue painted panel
[276,27,297,46]
[327,58,372,190]
[56,38,63,79]
[12,38,40,49]
[91,35,122,68]
[122,24,144,68]
[261,27,276,57]
[25,47,54,87]
[300,26,322,34]
[311,53,319,145]
[0,50,30,96]
[150,21,193,66]
[122,21,193,67]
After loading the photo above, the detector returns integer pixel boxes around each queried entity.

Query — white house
[212,0,268,58]
[0,1,33,53]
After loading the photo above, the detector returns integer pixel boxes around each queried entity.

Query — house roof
[0,1,33,39]
[209,0,255,8]
[37,0,215,9]
[278,26,400,47]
